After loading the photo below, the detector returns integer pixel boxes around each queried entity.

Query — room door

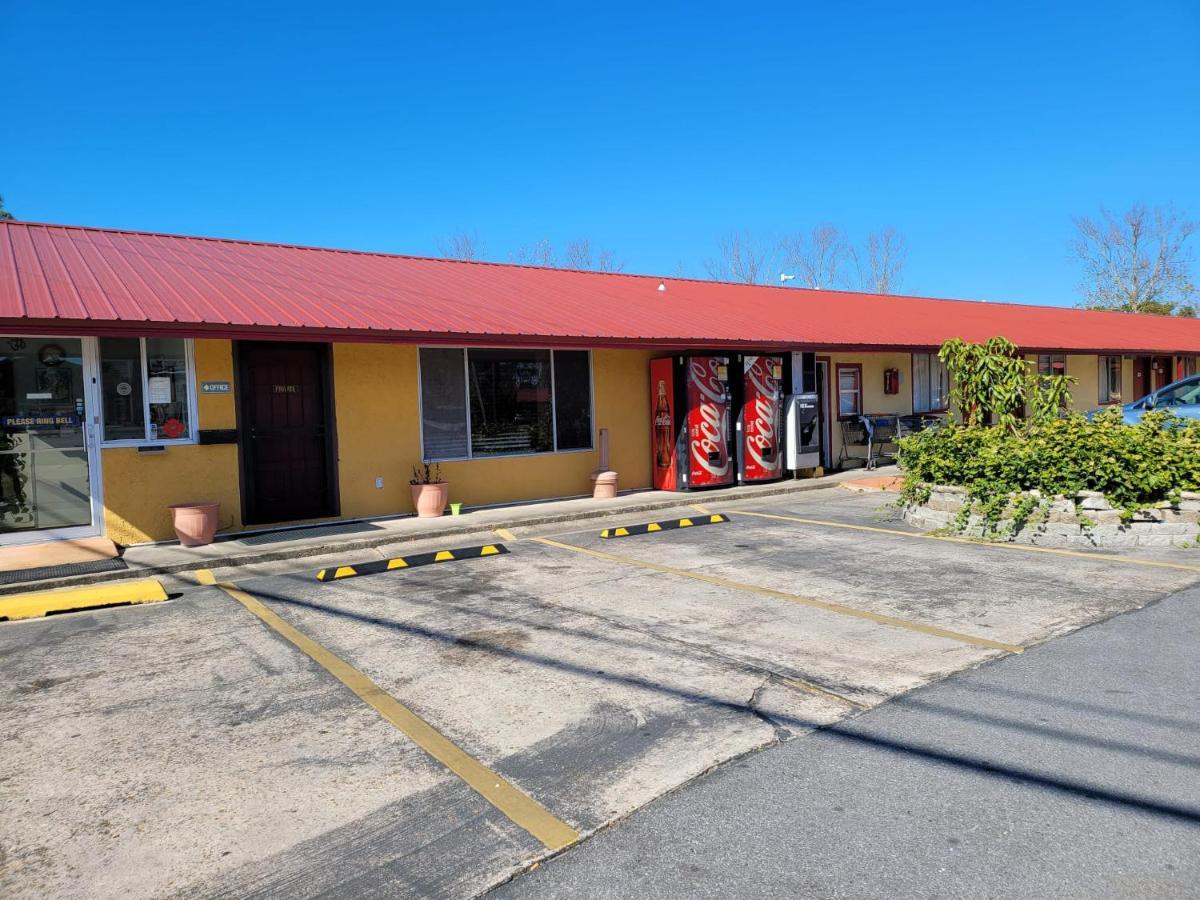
[236,342,338,525]
[0,336,103,544]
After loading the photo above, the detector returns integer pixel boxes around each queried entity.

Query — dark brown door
[1153,356,1173,390]
[1134,357,1152,399]
[236,342,338,525]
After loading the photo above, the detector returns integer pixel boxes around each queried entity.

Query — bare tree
[511,238,557,268]
[848,227,907,294]
[594,248,624,273]
[779,224,850,289]
[562,238,625,273]
[437,230,485,261]
[704,231,772,284]
[1072,204,1197,315]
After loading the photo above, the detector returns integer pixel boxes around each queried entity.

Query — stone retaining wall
[904,485,1200,548]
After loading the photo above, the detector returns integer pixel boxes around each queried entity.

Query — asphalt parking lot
[3,487,1199,898]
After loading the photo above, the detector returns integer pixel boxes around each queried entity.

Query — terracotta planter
[591,470,619,500]
[169,501,220,547]
[411,482,450,518]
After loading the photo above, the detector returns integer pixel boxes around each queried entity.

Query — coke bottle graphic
[654,379,672,468]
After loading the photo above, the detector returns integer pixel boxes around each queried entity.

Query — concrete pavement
[496,582,1200,900]
[3,486,1199,898]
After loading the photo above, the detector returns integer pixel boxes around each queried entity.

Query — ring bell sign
[651,354,786,491]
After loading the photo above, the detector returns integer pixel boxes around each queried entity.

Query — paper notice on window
[147,376,172,405]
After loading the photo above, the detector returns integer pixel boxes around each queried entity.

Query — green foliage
[938,336,1076,431]
[898,408,1200,533]
[0,194,13,221]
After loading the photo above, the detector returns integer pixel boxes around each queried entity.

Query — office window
[99,337,194,443]
[419,348,593,460]
[1099,356,1123,404]
[837,364,862,419]
[1037,354,1067,376]
[912,353,950,413]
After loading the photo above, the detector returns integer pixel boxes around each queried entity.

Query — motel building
[2,219,1200,550]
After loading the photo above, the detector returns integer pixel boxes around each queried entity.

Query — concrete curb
[0,475,860,597]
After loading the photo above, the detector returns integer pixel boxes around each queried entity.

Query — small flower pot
[411,482,450,518]
[168,501,220,547]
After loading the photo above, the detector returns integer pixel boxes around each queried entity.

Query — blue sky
[2,1,1197,306]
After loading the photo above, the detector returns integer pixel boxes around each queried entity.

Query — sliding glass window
[419,348,593,461]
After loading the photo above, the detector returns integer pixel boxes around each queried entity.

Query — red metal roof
[2,219,1198,354]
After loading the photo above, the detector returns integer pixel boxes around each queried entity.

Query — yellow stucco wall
[1024,354,1136,411]
[98,339,1182,544]
[823,352,915,463]
[434,347,653,508]
[100,340,655,543]
[101,339,243,544]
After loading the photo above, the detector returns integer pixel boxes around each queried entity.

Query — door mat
[234,522,384,546]
[0,557,128,586]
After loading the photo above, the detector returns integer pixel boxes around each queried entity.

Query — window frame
[911,352,950,414]
[1036,354,1067,377]
[99,337,199,447]
[1098,355,1123,405]
[835,363,863,420]
[417,347,595,462]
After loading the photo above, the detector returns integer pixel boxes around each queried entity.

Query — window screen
[553,351,592,450]
[419,348,469,460]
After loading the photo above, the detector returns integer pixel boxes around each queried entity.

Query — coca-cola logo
[688,358,726,403]
[746,395,778,471]
[745,356,778,399]
[745,357,780,474]
[690,399,729,477]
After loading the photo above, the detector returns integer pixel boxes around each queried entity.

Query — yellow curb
[0,579,168,622]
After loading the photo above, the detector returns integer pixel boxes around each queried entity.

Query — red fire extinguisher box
[651,354,785,491]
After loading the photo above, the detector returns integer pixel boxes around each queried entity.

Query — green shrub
[897,408,1200,532]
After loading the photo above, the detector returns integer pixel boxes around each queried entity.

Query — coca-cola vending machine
[736,354,785,484]
[650,355,735,491]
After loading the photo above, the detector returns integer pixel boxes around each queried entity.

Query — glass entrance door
[0,337,100,542]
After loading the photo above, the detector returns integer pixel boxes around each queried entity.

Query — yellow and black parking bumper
[600,514,729,539]
[316,543,509,581]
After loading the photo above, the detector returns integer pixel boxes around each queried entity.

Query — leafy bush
[939,336,1076,430]
[898,408,1200,531]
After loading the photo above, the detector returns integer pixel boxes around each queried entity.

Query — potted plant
[168,501,220,546]
[410,463,449,518]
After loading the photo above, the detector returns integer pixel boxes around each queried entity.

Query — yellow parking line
[215,581,579,851]
[690,503,712,515]
[732,510,1200,574]
[494,528,518,542]
[532,537,1022,654]
[194,569,217,586]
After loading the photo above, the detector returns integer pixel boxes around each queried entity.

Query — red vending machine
[736,354,785,483]
[651,355,735,491]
